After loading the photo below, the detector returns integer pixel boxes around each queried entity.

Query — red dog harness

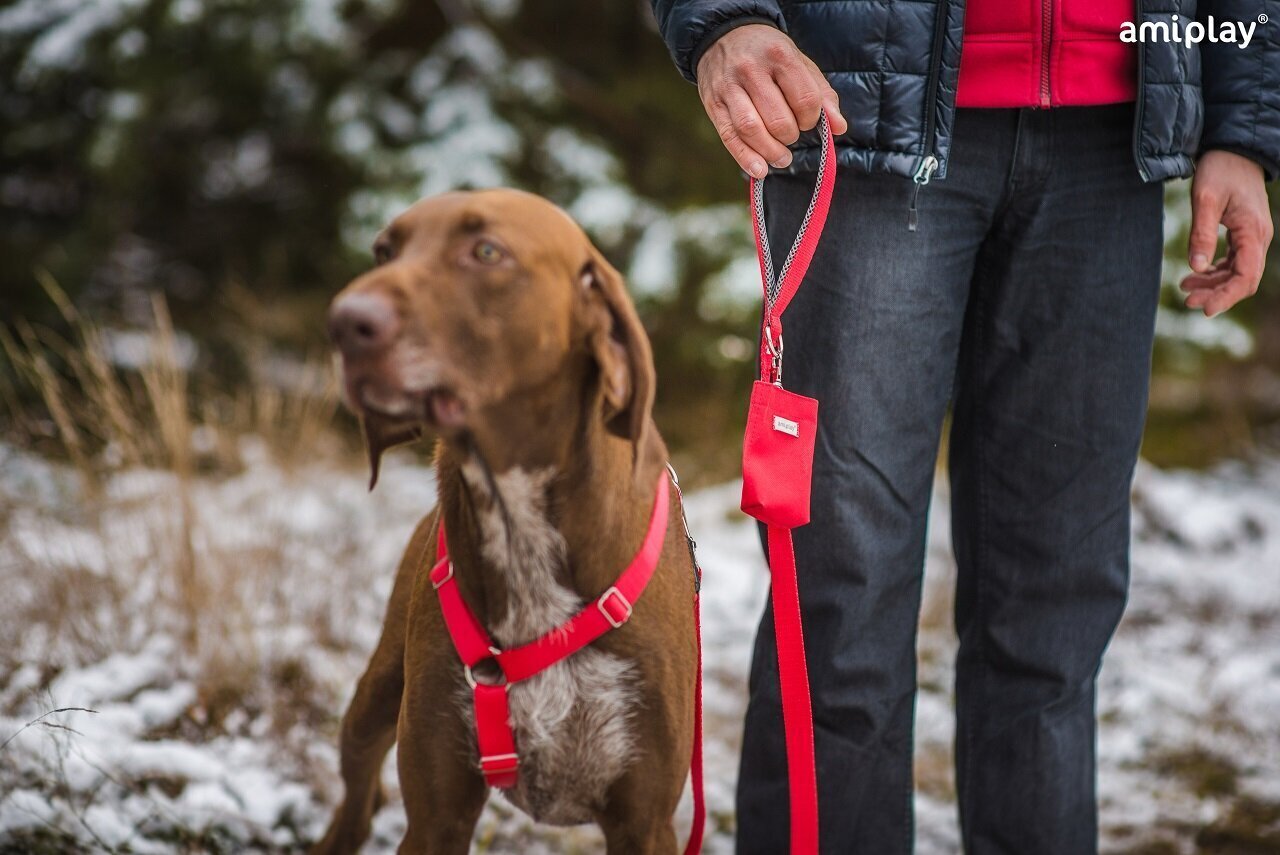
[740,109,836,854]
[431,471,706,854]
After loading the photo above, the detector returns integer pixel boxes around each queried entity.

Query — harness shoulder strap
[429,554,497,666]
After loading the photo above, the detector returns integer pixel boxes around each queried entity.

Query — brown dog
[313,189,699,854]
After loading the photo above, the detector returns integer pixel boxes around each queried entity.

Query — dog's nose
[328,293,400,356]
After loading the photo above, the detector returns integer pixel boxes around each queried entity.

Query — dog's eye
[373,242,395,265]
[472,239,504,265]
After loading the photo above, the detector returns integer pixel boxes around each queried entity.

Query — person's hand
[695,24,848,179]
[1181,150,1274,317]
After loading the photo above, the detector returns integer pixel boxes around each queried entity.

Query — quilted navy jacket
[651,0,1280,182]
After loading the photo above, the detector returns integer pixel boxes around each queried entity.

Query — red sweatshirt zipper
[1039,0,1053,107]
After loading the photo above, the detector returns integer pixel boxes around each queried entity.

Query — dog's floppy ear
[581,248,655,469]
[362,415,423,490]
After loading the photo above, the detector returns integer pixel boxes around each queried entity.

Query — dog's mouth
[349,378,469,490]
[423,387,466,429]
[350,379,467,432]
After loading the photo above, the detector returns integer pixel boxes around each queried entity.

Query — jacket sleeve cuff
[1198,144,1280,183]
[688,16,782,83]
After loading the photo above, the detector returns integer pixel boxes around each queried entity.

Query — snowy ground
[1,442,1278,853]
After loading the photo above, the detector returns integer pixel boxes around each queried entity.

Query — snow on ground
[1,443,1278,852]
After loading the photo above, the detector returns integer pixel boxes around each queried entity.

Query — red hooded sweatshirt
[956,0,1137,108]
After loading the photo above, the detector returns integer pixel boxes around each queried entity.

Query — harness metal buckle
[597,586,632,629]
[464,655,507,690]
[430,560,454,589]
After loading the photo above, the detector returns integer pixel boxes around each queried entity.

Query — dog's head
[329,189,654,487]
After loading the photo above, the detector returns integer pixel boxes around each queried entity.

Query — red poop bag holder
[740,108,836,854]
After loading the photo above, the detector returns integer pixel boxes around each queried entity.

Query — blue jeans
[736,105,1164,855]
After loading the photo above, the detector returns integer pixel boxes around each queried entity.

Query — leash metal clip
[765,326,784,386]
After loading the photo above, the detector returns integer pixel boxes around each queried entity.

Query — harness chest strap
[429,471,705,853]
[431,473,668,686]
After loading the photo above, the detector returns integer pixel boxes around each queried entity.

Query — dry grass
[0,278,353,687]
[2,275,344,477]
[0,283,391,849]
[913,742,956,802]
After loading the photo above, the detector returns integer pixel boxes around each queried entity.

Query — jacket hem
[781,143,1193,183]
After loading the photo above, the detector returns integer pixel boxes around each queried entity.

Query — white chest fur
[456,463,638,825]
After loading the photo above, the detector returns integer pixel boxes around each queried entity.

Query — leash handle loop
[750,110,837,383]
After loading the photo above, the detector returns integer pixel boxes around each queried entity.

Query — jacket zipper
[1131,0,1150,180]
[1039,0,1053,107]
[908,0,949,232]
[908,155,939,232]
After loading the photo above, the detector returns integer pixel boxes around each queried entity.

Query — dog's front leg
[313,516,431,855]
[396,596,487,854]
[596,766,685,855]
[312,653,402,855]
[598,809,680,855]
[395,689,486,854]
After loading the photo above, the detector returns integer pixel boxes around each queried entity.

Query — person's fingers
[721,85,793,170]
[1184,242,1263,316]
[1181,271,1233,294]
[1183,276,1227,310]
[770,51,822,136]
[1179,258,1231,292]
[742,71,801,166]
[797,53,847,134]
[1187,183,1227,272]
[705,94,769,178]
[1190,271,1256,316]
[1223,212,1271,286]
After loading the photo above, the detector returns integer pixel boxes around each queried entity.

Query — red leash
[741,109,837,854]
[689,603,705,855]
[432,471,706,853]
[669,467,707,855]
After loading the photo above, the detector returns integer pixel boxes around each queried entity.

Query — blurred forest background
[2,0,1278,483]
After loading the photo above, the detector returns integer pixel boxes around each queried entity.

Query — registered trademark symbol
[1260,13,1269,23]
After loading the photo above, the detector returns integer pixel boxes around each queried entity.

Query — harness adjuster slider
[430,559,454,589]
[597,586,632,629]
[479,752,519,779]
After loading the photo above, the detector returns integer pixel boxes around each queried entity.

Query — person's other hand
[1181,150,1274,317]
[695,24,848,179]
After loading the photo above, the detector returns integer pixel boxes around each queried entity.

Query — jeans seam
[1046,107,1060,191]
[998,110,1025,216]
[960,250,992,849]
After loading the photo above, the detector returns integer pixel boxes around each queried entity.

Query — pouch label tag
[772,415,799,437]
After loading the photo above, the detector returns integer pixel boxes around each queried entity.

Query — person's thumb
[1188,186,1226,273]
